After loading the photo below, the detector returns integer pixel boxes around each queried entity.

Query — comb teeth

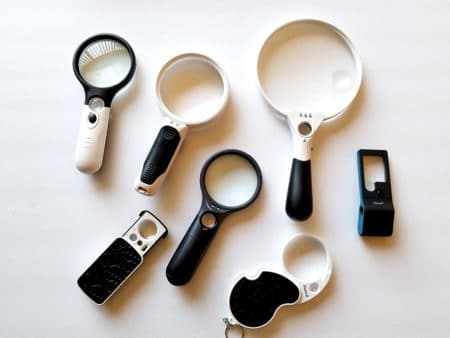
[79,39,127,69]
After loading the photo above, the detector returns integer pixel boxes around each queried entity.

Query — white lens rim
[156,53,229,127]
[257,19,363,122]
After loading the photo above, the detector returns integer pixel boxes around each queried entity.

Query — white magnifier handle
[134,118,187,195]
[75,104,110,174]
[286,113,323,221]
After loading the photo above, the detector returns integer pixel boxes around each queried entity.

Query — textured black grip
[229,271,300,328]
[78,238,142,304]
[286,159,313,221]
[166,214,218,286]
[140,126,180,184]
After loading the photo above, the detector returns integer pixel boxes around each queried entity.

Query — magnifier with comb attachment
[73,33,136,174]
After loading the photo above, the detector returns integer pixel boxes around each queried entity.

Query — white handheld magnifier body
[73,34,136,174]
[135,53,229,196]
[227,233,332,329]
[257,19,362,220]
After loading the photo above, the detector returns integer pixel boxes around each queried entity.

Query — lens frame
[199,149,263,213]
[73,33,136,107]
[257,19,362,122]
[155,53,229,127]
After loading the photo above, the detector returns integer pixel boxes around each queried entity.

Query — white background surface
[1,0,450,337]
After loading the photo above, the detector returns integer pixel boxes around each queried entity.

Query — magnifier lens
[78,39,132,88]
[283,235,328,283]
[205,155,258,208]
[258,21,359,115]
[159,57,225,124]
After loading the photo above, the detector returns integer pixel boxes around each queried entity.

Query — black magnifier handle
[166,211,219,286]
[134,122,186,196]
[286,159,313,221]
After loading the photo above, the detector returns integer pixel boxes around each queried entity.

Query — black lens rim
[73,33,137,107]
[200,149,263,213]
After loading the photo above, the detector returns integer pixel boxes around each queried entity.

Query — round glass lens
[258,21,359,118]
[283,235,328,283]
[204,154,258,208]
[158,56,225,125]
[79,39,132,88]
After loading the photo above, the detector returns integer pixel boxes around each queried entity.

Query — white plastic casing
[287,112,324,161]
[75,104,110,174]
[227,233,332,329]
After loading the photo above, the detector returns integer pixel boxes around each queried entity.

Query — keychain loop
[223,318,245,338]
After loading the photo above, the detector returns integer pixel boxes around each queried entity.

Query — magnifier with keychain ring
[224,233,332,336]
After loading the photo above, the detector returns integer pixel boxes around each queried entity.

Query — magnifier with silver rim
[225,233,332,332]
[257,19,362,220]
[73,33,136,174]
[166,149,262,286]
[134,53,229,196]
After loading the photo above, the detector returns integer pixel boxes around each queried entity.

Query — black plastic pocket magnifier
[226,233,332,331]
[73,34,136,174]
[135,53,229,195]
[166,149,262,286]
[257,20,362,220]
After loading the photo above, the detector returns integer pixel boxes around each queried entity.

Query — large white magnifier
[257,19,362,220]
[135,53,229,195]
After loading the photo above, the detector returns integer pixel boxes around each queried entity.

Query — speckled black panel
[229,271,300,328]
[78,238,142,304]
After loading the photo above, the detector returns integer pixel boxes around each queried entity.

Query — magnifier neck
[73,33,137,107]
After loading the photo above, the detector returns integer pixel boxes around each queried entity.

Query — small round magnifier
[73,33,136,174]
[134,53,229,196]
[166,149,262,286]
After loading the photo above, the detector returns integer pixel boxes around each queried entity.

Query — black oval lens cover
[229,271,300,328]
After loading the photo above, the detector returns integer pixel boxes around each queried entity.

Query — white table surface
[1,0,450,337]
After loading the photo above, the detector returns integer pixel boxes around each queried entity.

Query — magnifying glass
[257,19,362,220]
[134,53,229,196]
[226,233,332,330]
[166,149,262,286]
[73,33,136,174]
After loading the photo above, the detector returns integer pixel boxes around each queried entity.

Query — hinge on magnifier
[357,149,395,236]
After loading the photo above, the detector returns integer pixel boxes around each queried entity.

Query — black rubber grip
[229,271,299,328]
[140,126,180,185]
[285,159,313,221]
[77,238,142,304]
[166,214,218,286]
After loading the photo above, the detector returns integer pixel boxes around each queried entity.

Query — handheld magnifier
[134,53,229,196]
[257,19,362,220]
[166,149,262,286]
[73,33,136,174]
[225,233,332,331]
